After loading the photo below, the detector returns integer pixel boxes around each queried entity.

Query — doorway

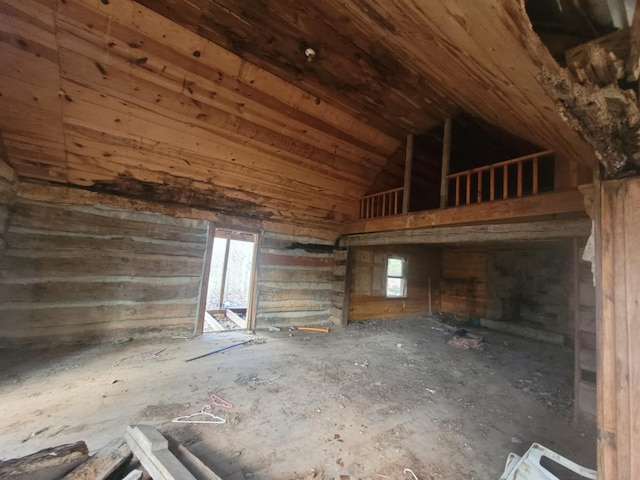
[198,227,259,332]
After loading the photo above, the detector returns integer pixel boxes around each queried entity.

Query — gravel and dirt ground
[0,315,596,479]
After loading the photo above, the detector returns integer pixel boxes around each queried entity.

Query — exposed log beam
[342,189,587,235]
[402,133,414,214]
[340,217,591,248]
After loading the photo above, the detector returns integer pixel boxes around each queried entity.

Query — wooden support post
[196,224,215,334]
[440,118,452,209]
[490,168,495,201]
[455,177,460,206]
[466,173,471,205]
[533,157,539,194]
[218,233,231,309]
[403,133,414,214]
[517,161,523,197]
[341,247,353,327]
[477,171,482,203]
[503,165,509,199]
[597,176,640,480]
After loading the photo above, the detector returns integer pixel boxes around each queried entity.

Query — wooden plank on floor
[63,439,131,480]
[0,441,89,480]
[125,425,197,480]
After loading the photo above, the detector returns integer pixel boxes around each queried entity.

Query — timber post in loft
[440,118,452,209]
[402,133,414,214]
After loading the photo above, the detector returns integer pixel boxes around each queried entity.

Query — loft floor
[0,316,595,479]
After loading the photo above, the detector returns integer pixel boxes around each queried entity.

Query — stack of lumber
[0,426,221,480]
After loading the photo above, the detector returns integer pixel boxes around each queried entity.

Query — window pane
[387,257,404,277]
[387,277,403,297]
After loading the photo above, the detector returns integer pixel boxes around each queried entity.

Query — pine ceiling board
[30,0,399,225]
[134,0,455,136]
[0,0,67,182]
[139,0,598,167]
[58,0,398,159]
[330,0,596,165]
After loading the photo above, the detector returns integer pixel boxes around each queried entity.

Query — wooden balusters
[359,187,404,219]
[447,150,552,208]
[360,151,553,218]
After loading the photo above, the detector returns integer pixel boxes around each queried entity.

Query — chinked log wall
[0,194,208,344]
[0,156,17,262]
[255,233,334,327]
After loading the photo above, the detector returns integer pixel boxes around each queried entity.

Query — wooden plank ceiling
[0,0,598,230]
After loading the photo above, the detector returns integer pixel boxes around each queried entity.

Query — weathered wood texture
[597,176,640,479]
[348,245,441,321]
[18,182,338,241]
[0,196,208,343]
[343,189,587,235]
[0,0,399,230]
[440,249,486,318]
[0,154,17,261]
[329,247,349,325]
[0,441,89,480]
[574,238,597,421]
[340,217,592,248]
[254,232,334,327]
[136,0,598,169]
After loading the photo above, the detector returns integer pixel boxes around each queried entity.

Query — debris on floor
[447,328,484,351]
[126,424,223,480]
[499,443,597,479]
[0,441,89,479]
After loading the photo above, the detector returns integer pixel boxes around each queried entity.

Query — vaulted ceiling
[0,0,599,231]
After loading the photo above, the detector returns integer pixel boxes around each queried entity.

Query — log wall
[254,232,334,327]
[348,245,441,321]
[0,155,16,262]
[440,249,487,318]
[0,194,208,343]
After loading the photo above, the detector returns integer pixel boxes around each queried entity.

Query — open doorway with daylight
[199,227,259,333]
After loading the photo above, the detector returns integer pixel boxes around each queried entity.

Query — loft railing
[447,150,553,207]
[359,187,404,220]
[357,150,554,220]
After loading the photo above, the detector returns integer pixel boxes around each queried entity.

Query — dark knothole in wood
[193,50,201,57]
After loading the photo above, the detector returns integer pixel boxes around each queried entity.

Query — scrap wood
[0,441,89,480]
[296,327,330,333]
[62,438,131,480]
[126,425,223,480]
[126,425,197,480]
[185,339,254,362]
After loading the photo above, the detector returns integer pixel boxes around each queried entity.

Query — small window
[386,256,407,297]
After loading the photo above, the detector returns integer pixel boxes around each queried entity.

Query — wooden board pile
[0,425,221,480]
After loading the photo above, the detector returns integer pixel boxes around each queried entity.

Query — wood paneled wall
[597,177,640,479]
[440,249,487,318]
[0,195,208,343]
[0,0,399,231]
[255,233,334,327]
[348,245,441,321]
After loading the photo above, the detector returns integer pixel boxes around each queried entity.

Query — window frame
[385,255,407,298]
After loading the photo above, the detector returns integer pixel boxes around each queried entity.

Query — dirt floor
[0,315,596,479]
